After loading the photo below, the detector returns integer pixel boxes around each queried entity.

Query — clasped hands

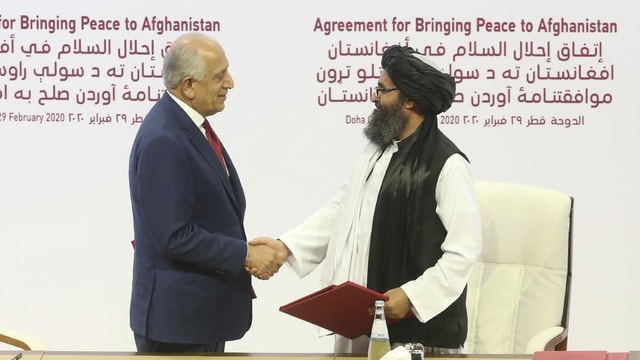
[244,237,289,280]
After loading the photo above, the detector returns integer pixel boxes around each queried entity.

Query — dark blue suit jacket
[128,92,252,344]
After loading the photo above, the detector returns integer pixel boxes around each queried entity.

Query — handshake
[243,237,290,280]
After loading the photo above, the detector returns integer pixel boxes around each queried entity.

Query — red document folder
[279,281,410,339]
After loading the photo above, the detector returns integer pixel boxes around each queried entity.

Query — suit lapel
[189,130,240,210]
[161,93,244,217]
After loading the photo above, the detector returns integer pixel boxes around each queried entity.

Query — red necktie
[202,119,226,168]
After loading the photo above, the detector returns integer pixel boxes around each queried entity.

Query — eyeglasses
[373,87,398,98]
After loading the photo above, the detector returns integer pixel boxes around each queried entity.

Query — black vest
[367,117,468,348]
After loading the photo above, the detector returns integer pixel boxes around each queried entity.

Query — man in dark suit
[128,33,282,353]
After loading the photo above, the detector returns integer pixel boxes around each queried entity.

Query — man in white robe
[249,45,482,354]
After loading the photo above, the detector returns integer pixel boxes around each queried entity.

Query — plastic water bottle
[368,299,391,360]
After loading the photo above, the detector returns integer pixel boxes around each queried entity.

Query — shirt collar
[167,91,206,130]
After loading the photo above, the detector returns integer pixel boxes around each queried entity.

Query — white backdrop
[1,0,638,353]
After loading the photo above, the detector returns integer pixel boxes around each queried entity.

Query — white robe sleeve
[278,189,344,278]
[400,153,482,323]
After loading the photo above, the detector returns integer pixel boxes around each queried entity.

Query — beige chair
[0,326,47,351]
[465,181,573,354]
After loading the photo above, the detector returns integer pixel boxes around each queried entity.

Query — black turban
[381,45,456,115]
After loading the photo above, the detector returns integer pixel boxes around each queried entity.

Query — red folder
[279,281,411,339]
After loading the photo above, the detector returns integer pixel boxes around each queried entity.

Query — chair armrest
[0,327,47,350]
[525,326,567,353]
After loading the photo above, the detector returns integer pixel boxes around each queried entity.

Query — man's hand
[244,242,281,280]
[381,287,412,319]
[244,237,290,280]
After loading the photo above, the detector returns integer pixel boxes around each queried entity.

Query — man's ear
[181,77,196,100]
[403,98,417,111]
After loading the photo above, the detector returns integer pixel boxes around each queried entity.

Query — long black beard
[364,102,406,149]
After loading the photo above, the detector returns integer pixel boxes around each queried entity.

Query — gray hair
[162,33,209,89]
